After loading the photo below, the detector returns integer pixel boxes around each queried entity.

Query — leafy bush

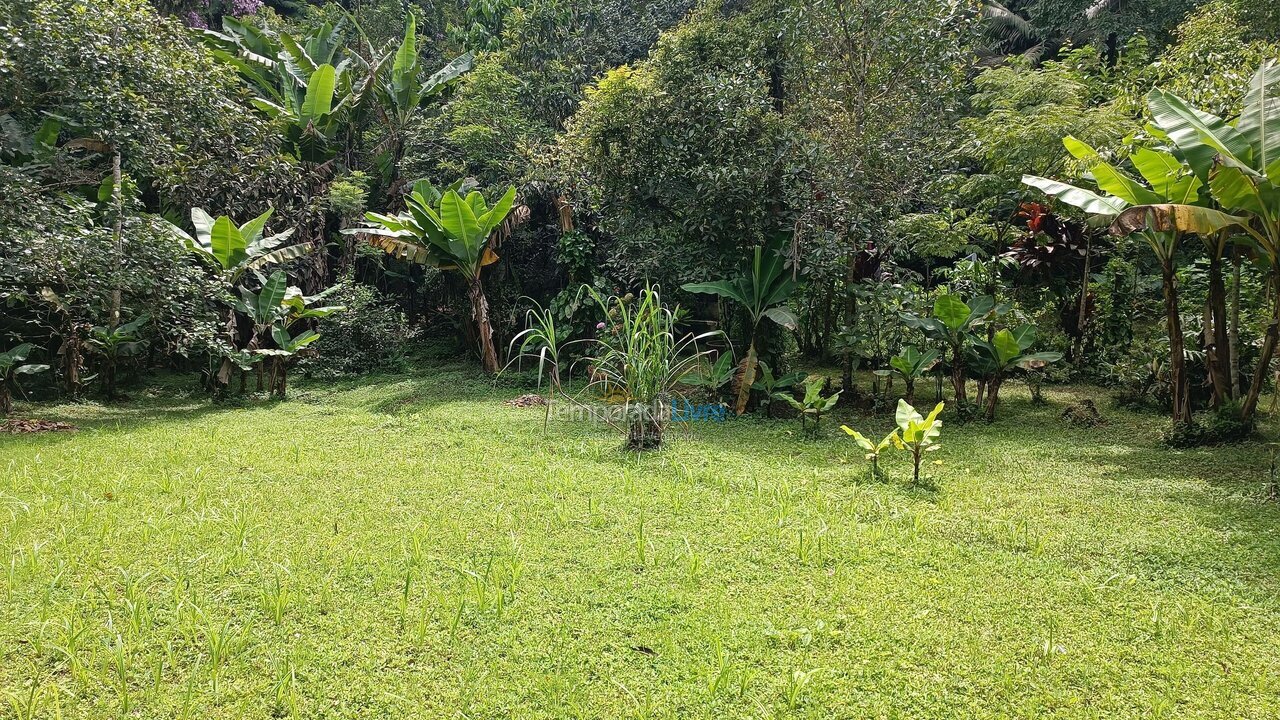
[1161,401,1254,448]
[301,285,416,379]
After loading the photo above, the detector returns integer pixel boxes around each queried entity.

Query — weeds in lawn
[260,570,292,625]
[780,668,817,711]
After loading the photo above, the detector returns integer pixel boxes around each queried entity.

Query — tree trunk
[64,327,82,400]
[468,276,500,375]
[1230,253,1242,399]
[904,378,915,405]
[984,376,1003,421]
[1241,270,1280,423]
[1162,262,1191,424]
[110,151,123,331]
[1074,232,1092,364]
[1,383,11,416]
[1205,253,1231,407]
[733,341,758,416]
[950,346,967,404]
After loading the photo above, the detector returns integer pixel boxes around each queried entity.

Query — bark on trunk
[1205,254,1231,407]
[1241,271,1280,423]
[950,346,967,405]
[468,276,500,375]
[733,341,758,416]
[1230,254,1242,399]
[984,376,1003,422]
[1,384,11,416]
[1163,263,1191,424]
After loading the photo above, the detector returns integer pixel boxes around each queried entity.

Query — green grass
[3,364,1279,719]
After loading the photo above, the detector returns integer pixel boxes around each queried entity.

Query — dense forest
[3,0,1280,442]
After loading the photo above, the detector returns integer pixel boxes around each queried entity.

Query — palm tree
[354,180,518,374]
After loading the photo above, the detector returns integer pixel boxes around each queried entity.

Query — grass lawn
[2,363,1279,719]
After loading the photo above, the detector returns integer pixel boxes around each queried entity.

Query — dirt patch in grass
[1,418,78,434]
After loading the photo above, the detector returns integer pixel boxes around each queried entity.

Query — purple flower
[596,322,606,330]
[183,10,208,28]
[227,0,263,16]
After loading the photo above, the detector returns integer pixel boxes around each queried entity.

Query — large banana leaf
[1021,175,1128,215]
[210,216,248,270]
[1238,61,1280,177]
[391,14,418,111]
[1129,147,1202,203]
[253,271,288,324]
[1063,137,1164,206]
[933,294,971,332]
[1148,89,1251,180]
[300,64,336,120]
[1110,204,1248,236]
[238,208,274,246]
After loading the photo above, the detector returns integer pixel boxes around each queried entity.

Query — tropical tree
[172,208,311,283]
[1110,62,1280,423]
[682,233,799,415]
[354,180,518,374]
[967,325,1063,421]
[1023,133,1244,422]
[0,344,50,416]
[902,294,1008,405]
[891,399,945,485]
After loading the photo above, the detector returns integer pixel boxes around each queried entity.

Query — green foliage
[839,423,897,481]
[301,284,415,379]
[888,346,941,402]
[579,285,718,450]
[775,380,841,438]
[0,343,50,415]
[892,399,945,484]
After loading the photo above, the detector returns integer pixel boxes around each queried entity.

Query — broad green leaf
[238,208,274,246]
[421,52,474,97]
[933,294,971,332]
[1022,175,1127,216]
[440,190,481,245]
[1148,89,1251,180]
[210,216,247,270]
[481,186,518,237]
[1209,165,1267,216]
[993,329,1021,365]
[191,208,217,249]
[301,64,336,120]
[895,399,921,431]
[1238,61,1280,176]
[253,271,288,323]
[392,13,419,107]
[761,306,798,330]
[1130,147,1202,203]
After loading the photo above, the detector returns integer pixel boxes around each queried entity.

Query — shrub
[1161,401,1254,448]
[300,284,416,378]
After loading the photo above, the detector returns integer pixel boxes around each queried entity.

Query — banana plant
[1023,132,1245,423]
[840,424,897,481]
[1,344,50,416]
[366,13,474,191]
[682,232,800,415]
[892,399,944,484]
[966,325,1062,421]
[901,294,1007,404]
[1104,62,1280,422]
[687,351,737,396]
[203,17,367,163]
[172,207,310,283]
[86,314,149,399]
[774,380,841,438]
[253,327,322,399]
[353,180,517,374]
[752,360,806,418]
[888,346,940,404]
